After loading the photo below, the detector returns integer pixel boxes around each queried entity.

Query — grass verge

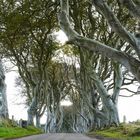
[0,126,43,139]
[88,123,140,140]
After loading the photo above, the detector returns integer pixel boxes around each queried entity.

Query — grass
[0,126,43,139]
[88,123,140,140]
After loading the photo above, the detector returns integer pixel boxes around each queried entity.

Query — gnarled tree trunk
[27,96,37,125]
[0,60,8,119]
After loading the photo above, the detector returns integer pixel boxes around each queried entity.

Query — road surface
[12,133,99,140]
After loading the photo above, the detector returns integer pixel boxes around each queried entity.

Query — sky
[4,30,140,124]
[5,72,27,121]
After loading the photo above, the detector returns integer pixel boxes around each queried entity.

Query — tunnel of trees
[0,0,140,132]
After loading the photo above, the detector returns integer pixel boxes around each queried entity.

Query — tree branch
[58,0,140,83]
[92,0,140,59]
[112,63,123,104]
[121,87,136,94]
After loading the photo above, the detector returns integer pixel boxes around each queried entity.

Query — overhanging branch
[92,0,140,59]
[59,0,140,83]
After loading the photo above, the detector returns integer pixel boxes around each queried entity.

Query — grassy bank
[0,126,42,139]
[88,123,140,140]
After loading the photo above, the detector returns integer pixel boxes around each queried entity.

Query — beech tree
[58,0,140,127]
[59,0,140,83]
[0,0,139,131]
[0,0,58,126]
[0,60,8,119]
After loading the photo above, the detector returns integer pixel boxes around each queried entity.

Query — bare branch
[112,63,123,103]
[121,87,136,94]
[119,94,138,97]
[59,0,140,83]
[92,0,140,59]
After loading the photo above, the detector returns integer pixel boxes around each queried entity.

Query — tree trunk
[91,71,120,127]
[0,61,8,119]
[59,0,140,83]
[27,109,34,126]
[100,104,119,128]
[108,105,119,126]
[27,97,37,125]
[36,114,41,128]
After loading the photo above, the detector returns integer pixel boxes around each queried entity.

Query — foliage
[0,0,139,132]
[131,120,140,126]
[88,123,140,140]
[0,0,60,126]
[0,119,12,127]
[58,0,140,131]
[0,126,42,139]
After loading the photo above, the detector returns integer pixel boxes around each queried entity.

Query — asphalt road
[12,133,99,140]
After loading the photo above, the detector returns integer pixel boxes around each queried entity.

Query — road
[12,133,99,140]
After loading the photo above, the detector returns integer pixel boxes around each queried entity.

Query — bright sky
[5,31,140,123]
[5,72,27,121]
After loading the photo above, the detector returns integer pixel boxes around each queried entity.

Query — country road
[12,133,99,140]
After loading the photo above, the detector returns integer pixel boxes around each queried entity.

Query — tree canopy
[0,0,139,132]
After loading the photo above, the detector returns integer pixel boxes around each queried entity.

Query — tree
[0,60,8,119]
[58,0,140,83]
[0,0,58,126]
[58,0,140,128]
[0,0,139,131]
